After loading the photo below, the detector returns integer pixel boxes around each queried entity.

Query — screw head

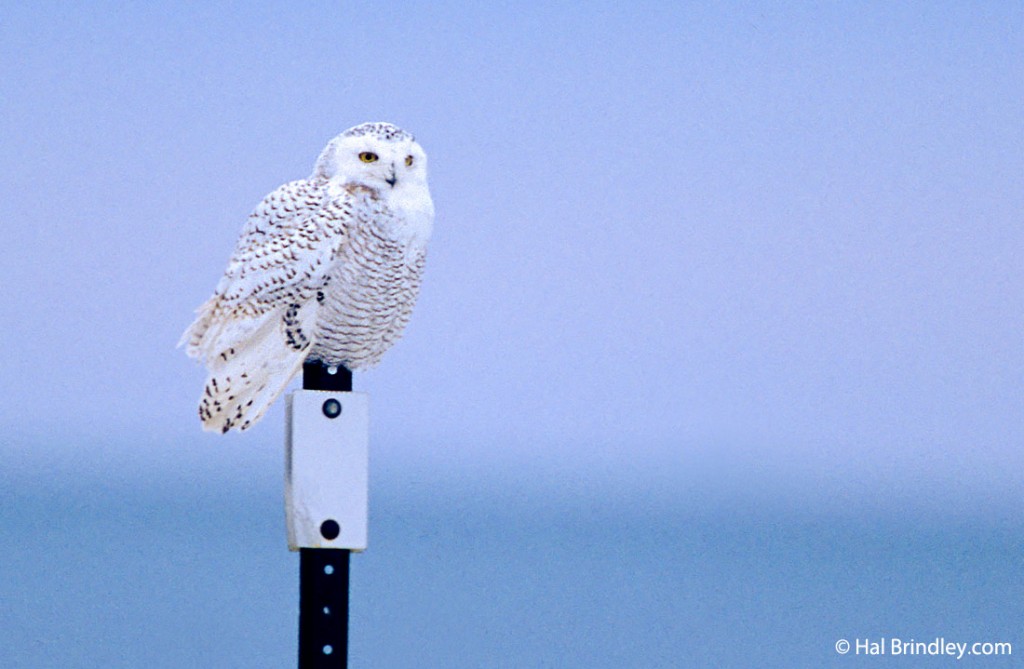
[320,519,340,540]
[322,398,341,418]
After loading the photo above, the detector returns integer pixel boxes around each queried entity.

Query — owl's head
[312,122,429,191]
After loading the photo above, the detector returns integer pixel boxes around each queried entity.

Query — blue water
[2,466,1020,668]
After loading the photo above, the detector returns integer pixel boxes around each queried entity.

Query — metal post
[298,546,349,666]
[298,360,354,668]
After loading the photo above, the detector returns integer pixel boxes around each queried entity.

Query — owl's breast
[307,203,428,369]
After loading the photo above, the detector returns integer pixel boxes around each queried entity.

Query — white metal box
[285,390,368,551]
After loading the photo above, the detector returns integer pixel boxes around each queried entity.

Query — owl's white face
[311,122,433,247]
[316,125,429,194]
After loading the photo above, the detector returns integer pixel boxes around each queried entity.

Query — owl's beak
[385,165,397,187]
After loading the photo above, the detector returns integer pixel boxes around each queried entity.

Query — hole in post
[327,365,338,375]
[323,606,331,615]
[324,564,334,575]
[320,519,340,540]
[323,645,333,655]
[322,398,341,418]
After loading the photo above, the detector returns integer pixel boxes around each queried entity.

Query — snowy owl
[180,122,434,433]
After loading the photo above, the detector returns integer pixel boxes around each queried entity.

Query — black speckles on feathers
[342,122,414,143]
[181,126,430,434]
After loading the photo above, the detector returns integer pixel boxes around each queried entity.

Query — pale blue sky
[1,1,1021,514]
[2,4,1023,667]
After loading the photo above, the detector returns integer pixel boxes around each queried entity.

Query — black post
[298,360,352,668]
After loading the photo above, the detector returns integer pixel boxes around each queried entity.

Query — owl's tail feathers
[182,302,317,434]
[198,351,305,433]
[197,318,311,433]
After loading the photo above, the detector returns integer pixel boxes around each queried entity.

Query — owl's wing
[183,179,339,360]
[180,179,353,433]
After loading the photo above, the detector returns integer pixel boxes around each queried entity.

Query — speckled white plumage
[180,122,433,433]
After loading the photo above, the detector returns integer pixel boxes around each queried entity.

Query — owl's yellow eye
[405,155,414,167]
[359,152,379,163]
